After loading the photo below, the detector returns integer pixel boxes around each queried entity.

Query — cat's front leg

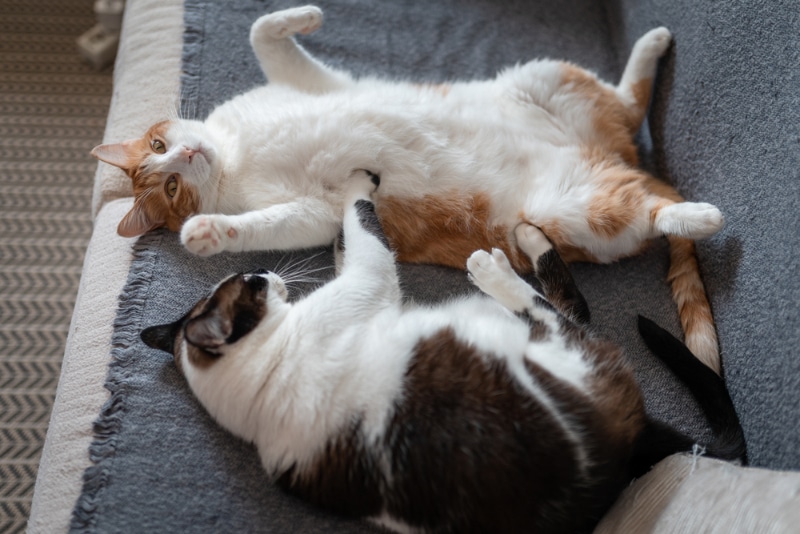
[181,199,341,256]
[334,170,400,301]
[338,171,392,269]
[250,6,353,93]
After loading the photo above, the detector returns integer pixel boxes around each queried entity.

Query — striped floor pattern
[0,0,113,531]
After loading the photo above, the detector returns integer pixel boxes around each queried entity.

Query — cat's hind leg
[515,224,590,325]
[467,225,589,325]
[615,27,672,133]
[250,6,353,93]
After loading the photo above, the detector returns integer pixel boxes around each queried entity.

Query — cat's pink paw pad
[180,215,236,257]
[467,249,533,311]
[467,248,514,286]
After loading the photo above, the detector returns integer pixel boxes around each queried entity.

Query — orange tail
[666,236,720,373]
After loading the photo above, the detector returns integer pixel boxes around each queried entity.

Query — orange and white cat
[92,6,723,370]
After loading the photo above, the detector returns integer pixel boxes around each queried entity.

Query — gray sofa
[29,0,800,532]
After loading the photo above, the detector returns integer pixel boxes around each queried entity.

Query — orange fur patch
[125,171,200,234]
[642,174,685,229]
[535,221,600,264]
[377,192,532,272]
[112,121,173,177]
[586,166,646,239]
[666,236,720,372]
[629,78,653,130]
[560,64,641,166]
[113,120,201,236]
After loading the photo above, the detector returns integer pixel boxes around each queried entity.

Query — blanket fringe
[70,232,163,532]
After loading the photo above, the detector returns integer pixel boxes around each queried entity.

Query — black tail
[631,315,746,476]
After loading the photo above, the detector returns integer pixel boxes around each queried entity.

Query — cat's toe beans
[180,216,233,256]
[298,7,323,34]
[466,249,493,274]
[490,248,514,270]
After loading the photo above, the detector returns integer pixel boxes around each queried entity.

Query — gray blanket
[71,0,800,531]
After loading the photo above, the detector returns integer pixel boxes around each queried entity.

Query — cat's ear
[184,308,233,354]
[141,322,180,354]
[91,141,138,171]
[117,200,162,238]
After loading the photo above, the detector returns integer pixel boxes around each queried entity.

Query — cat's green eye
[152,139,166,154]
[165,175,178,198]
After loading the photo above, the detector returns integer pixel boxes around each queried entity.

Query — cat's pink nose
[182,145,198,163]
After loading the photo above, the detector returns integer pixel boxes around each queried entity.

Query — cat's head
[92,120,219,237]
[141,270,288,375]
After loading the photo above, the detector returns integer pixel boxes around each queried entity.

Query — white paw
[180,214,238,256]
[638,27,672,58]
[252,6,323,41]
[514,224,553,263]
[343,169,380,208]
[467,248,529,309]
[656,202,724,240]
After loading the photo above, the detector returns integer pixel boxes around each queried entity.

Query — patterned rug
[0,0,112,531]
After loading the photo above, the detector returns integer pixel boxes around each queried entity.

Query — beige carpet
[0,0,112,531]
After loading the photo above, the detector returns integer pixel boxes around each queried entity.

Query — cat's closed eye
[166,175,178,197]
[152,139,166,154]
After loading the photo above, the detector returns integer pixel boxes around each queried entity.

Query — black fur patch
[533,249,590,325]
[334,227,345,256]
[354,199,390,250]
[278,418,384,518]
[513,307,552,341]
[143,274,269,372]
[637,315,747,462]
[141,321,181,355]
[228,275,268,344]
[364,170,381,188]
[377,327,605,533]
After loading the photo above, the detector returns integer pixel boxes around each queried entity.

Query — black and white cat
[142,172,744,533]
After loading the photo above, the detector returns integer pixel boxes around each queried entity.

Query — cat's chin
[185,151,219,189]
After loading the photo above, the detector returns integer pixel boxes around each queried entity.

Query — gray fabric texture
[605,0,800,470]
[72,0,799,531]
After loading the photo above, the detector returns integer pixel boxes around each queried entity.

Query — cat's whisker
[274,249,328,272]
[276,263,334,283]
[270,251,334,289]
[268,249,306,274]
